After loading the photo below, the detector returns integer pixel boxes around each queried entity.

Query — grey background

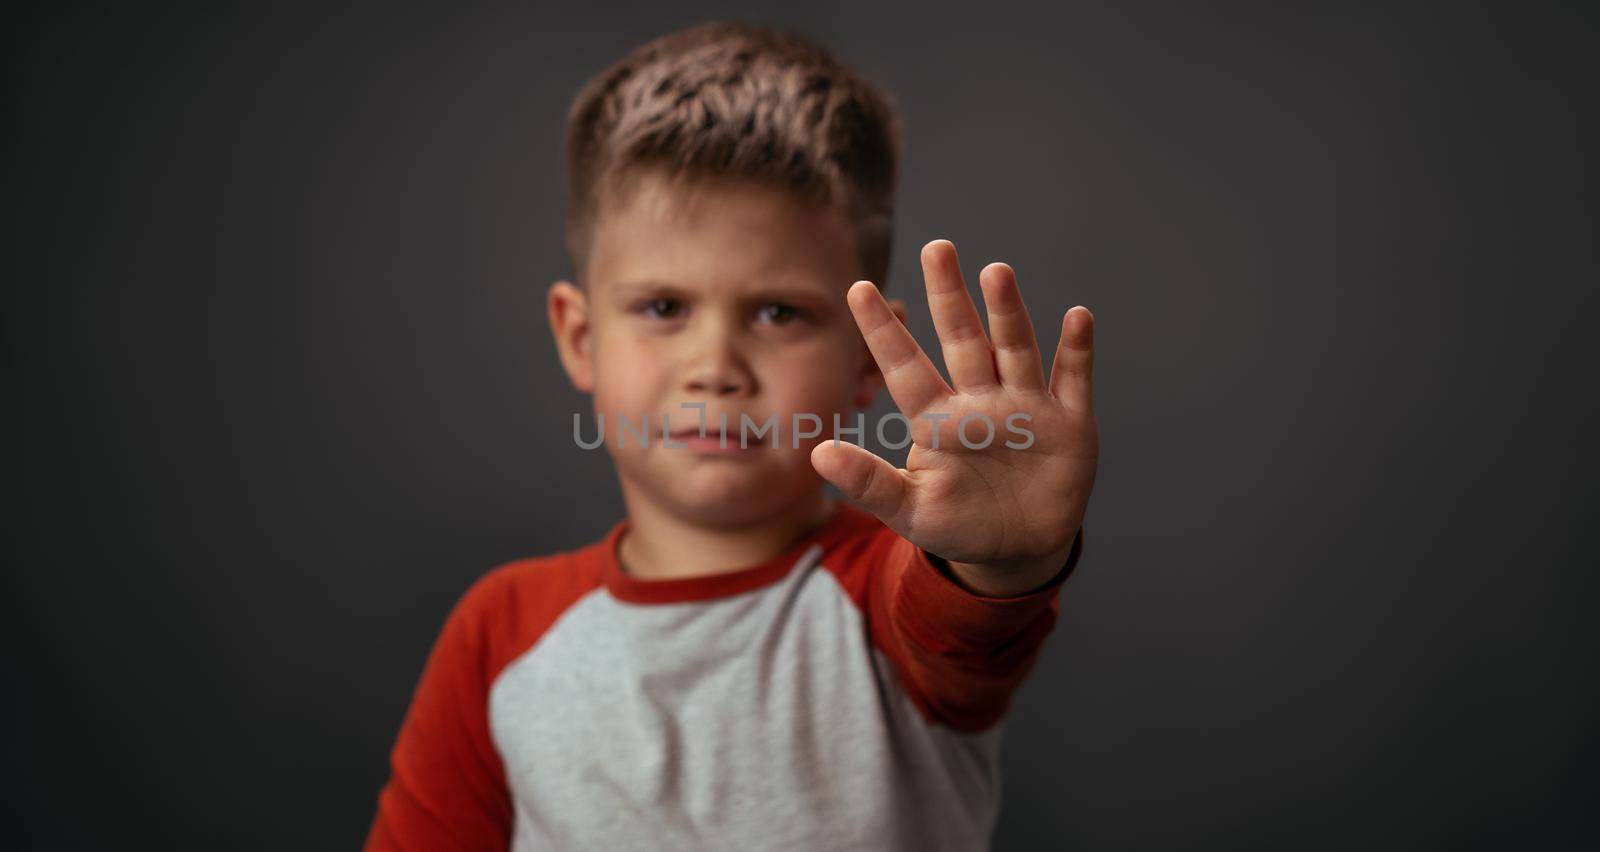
[8,0,1594,848]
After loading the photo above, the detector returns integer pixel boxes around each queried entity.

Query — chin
[669,468,814,527]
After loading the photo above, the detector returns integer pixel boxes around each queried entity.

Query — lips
[662,418,758,451]
[665,417,749,439]
[668,428,740,441]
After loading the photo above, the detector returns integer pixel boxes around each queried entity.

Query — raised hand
[811,239,1099,597]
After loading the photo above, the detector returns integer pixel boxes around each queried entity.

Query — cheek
[591,337,665,413]
[762,342,861,410]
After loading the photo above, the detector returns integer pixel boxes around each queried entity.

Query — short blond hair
[563,21,903,286]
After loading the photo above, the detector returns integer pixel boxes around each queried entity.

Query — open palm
[811,239,1098,589]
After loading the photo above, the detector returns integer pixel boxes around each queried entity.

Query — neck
[616,485,836,582]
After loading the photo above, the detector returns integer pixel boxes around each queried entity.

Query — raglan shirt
[365,503,1083,851]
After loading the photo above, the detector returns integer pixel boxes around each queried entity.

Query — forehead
[586,170,863,297]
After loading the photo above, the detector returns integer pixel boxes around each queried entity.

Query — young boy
[366,20,1098,851]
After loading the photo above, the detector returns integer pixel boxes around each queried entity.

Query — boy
[366,20,1098,851]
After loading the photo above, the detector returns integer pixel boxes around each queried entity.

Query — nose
[683,318,755,397]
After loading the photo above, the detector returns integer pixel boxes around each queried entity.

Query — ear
[547,280,595,393]
[852,296,909,408]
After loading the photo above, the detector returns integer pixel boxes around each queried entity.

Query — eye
[756,303,803,325]
[640,298,683,319]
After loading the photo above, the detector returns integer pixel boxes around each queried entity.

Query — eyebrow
[609,280,693,300]
[609,279,837,303]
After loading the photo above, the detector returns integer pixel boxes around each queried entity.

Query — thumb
[810,440,908,524]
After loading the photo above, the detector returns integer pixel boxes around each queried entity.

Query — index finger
[847,280,952,417]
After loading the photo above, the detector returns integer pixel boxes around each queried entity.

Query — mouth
[665,424,760,452]
[665,415,746,438]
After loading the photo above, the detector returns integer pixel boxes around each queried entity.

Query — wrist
[941,528,1083,598]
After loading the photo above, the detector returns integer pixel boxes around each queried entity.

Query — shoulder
[466,542,604,610]
[437,530,613,676]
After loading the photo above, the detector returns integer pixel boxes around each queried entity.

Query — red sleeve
[832,524,1084,732]
[364,554,600,851]
[364,570,515,852]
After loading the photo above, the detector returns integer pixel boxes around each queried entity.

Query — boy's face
[548,169,903,526]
